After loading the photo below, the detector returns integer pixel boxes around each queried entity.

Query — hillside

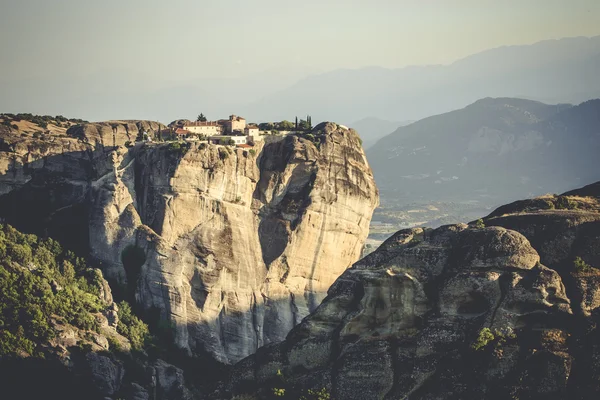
[0,224,187,399]
[348,117,413,149]
[367,98,600,209]
[221,182,600,399]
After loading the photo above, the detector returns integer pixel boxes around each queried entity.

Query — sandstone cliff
[0,121,379,364]
[223,182,600,399]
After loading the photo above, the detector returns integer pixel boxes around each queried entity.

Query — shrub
[219,148,229,160]
[116,301,150,350]
[124,141,133,148]
[277,120,295,130]
[258,122,274,131]
[472,327,495,351]
[0,224,107,357]
[556,196,578,210]
[226,138,236,146]
[471,327,516,352]
[574,256,594,273]
[249,149,256,156]
[167,141,189,157]
[474,219,485,229]
[301,388,331,400]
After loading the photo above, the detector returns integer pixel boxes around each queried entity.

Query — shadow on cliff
[0,143,334,377]
[0,149,98,254]
[0,142,189,254]
[0,357,104,400]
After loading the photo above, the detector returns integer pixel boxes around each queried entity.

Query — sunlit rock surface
[0,121,379,363]
[222,182,600,399]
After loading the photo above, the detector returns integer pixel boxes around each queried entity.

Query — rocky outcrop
[222,182,600,399]
[0,121,378,364]
[67,120,165,147]
[0,252,198,400]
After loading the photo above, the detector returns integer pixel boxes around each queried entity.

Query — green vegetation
[219,148,229,160]
[0,224,103,357]
[268,369,331,399]
[116,301,150,350]
[258,122,274,131]
[249,149,256,156]
[227,138,236,146]
[259,120,305,132]
[0,224,153,360]
[197,113,207,122]
[574,256,594,274]
[0,113,88,129]
[301,388,331,400]
[167,141,189,157]
[472,327,516,352]
[474,218,485,229]
[472,328,495,351]
[556,196,579,210]
[298,119,311,131]
[277,120,295,131]
[295,115,313,131]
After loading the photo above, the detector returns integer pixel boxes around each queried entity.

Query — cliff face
[223,182,600,399]
[0,121,379,364]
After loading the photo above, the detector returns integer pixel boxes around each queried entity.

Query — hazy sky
[2,0,599,83]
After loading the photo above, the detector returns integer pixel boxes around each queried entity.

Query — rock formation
[222,182,600,399]
[0,121,379,364]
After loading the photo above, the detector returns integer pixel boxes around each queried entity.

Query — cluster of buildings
[166,115,261,146]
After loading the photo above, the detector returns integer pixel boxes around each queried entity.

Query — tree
[259,122,274,131]
[299,119,310,131]
[295,116,298,129]
[197,113,207,122]
[278,120,295,131]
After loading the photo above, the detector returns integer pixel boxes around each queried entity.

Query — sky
[2,0,600,83]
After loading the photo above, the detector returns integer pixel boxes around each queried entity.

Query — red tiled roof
[175,128,190,135]
[186,121,223,127]
[237,144,252,148]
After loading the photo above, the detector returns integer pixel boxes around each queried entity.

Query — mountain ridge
[367,97,600,208]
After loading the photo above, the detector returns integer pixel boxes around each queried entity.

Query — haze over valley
[2,1,600,399]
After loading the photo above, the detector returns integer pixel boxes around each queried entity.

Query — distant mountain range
[367,97,600,206]
[243,36,600,124]
[349,117,413,149]
[1,36,598,124]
